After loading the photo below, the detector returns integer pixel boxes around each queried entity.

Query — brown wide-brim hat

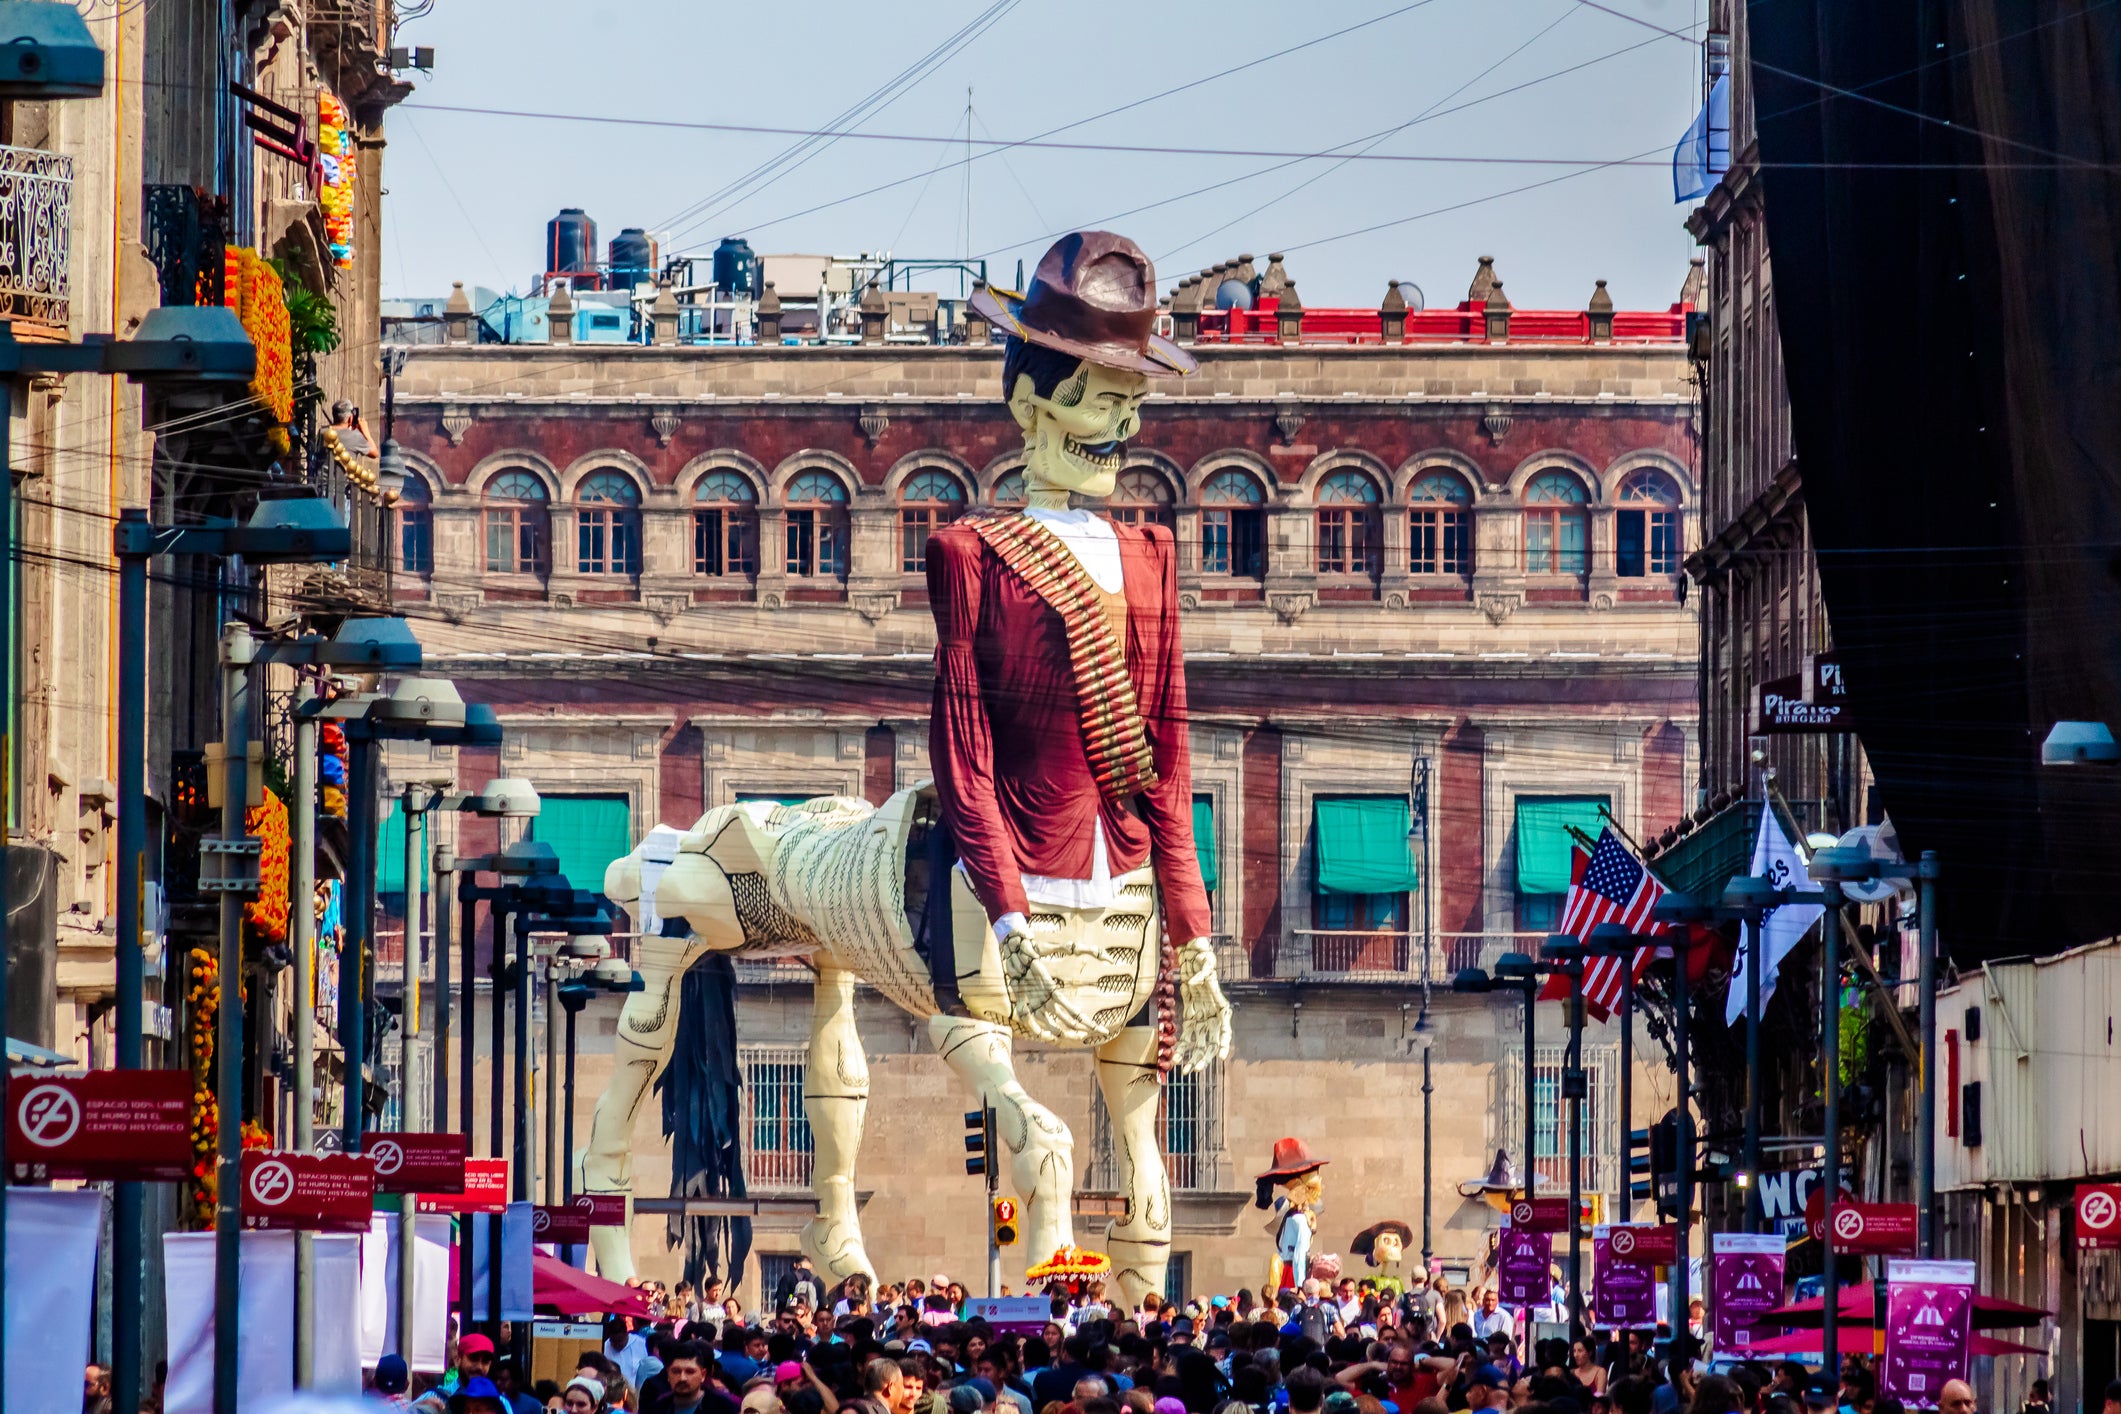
[969,230,1197,378]
[1350,1219,1415,1258]
[1256,1136,1330,1183]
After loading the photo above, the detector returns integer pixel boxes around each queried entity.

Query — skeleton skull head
[1371,1229,1404,1268]
[1007,359,1150,501]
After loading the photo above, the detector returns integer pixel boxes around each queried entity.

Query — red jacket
[926,517,1212,943]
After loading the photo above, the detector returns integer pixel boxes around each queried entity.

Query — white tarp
[5,1187,104,1414]
[163,1230,362,1412]
[467,1201,534,1321]
[358,1213,453,1371]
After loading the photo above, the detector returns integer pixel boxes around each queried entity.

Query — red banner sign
[2076,1184,2121,1249]
[241,1151,375,1232]
[1606,1223,1678,1262]
[415,1156,509,1213]
[358,1132,468,1194]
[7,1071,193,1183]
[532,1204,593,1242]
[1511,1197,1571,1233]
[573,1194,627,1226]
[1829,1201,1920,1254]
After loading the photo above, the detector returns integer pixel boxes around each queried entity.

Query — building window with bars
[1409,470,1473,576]
[1523,470,1590,576]
[398,474,434,575]
[1090,1058,1226,1193]
[1315,469,1383,576]
[1499,1041,1619,1195]
[1615,469,1682,577]
[1107,468,1176,529]
[693,469,760,577]
[899,468,967,572]
[742,1046,814,1190]
[576,469,643,576]
[1200,468,1266,577]
[482,469,550,575]
[785,470,850,579]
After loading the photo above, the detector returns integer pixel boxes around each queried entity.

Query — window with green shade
[736,792,817,807]
[1513,795,1610,894]
[528,794,633,894]
[1192,795,1218,894]
[1312,796,1418,895]
[376,802,413,895]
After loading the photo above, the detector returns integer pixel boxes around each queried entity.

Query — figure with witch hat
[1255,1138,1329,1295]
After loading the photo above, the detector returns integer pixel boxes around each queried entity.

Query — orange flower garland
[223,246,294,447]
[243,786,291,943]
[187,945,219,1224]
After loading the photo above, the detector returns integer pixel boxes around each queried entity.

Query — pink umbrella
[445,1250,659,1319]
[1756,1290,2049,1329]
[1740,1329,2046,1358]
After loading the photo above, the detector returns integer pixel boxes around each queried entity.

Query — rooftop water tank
[547,208,597,277]
[609,227,656,290]
[714,237,759,298]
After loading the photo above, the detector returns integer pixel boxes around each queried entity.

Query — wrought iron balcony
[0,145,73,332]
[144,184,227,309]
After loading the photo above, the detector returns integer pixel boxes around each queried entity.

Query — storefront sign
[1756,654,1849,734]
[1497,1222,1553,1305]
[1710,1232,1787,1350]
[1511,1197,1571,1233]
[1881,1259,1975,1408]
[2075,1184,2121,1249]
[358,1132,468,1194]
[531,1204,593,1243]
[7,1070,192,1182]
[1593,1225,1658,1327]
[962,1296,1051,1335]
[240,1151,375,1233]
[573,1194,627,1226]
[415,1156,509,1214]
[1829,1201,1920,1254]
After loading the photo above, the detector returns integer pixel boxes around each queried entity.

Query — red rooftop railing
[1189,297,1688,346]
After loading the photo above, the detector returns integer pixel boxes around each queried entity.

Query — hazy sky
[382,0,1708,313]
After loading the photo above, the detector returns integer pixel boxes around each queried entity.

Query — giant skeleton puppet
[580,231,1234,1306]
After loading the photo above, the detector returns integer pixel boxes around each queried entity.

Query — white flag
[1725,806,1824,1025]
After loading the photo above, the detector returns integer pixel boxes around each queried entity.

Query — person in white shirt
[601,1314,650,1389]
[1469,1287,1516,1342]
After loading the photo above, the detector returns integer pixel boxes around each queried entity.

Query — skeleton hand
[1173,936,1233,1072]
[998,919,1098,1045]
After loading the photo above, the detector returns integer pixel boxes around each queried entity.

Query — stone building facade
[396,263,1703,1297]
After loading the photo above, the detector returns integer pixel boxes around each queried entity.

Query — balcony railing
[1213,931,1552,985]
[144,184,226,310]
[0,145,72,331]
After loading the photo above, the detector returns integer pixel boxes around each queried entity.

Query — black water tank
[546,207,597,275]
[609,227,656,290]
[713,236,759,297]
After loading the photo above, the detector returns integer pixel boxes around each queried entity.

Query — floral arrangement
[243,787,291,943]
[1024,1245,1112,1282]
[224,246,294,450]
[317,92,356,269]
[319,722,348,818]
[187,945,220,1225]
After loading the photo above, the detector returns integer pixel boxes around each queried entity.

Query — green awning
[736,792,817,807]
[531,794,633,894]
[1514,795,1610,894]
[1313,796,1418,895]
[1192,795,1218,894]
[376,803,409,894]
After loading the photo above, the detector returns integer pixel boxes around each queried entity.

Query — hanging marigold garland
[317,92,357,269]
[244,787,291,943]
[223,246,294,454]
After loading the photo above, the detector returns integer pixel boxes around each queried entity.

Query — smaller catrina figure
[1254,1138,1329,1294]
[1350,1218,1416,1298]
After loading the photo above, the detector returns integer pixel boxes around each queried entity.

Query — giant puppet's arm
[1130,525,1232,1071]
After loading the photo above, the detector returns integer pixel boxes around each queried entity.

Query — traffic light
[964,1106,997,1181]
[1627,1112,1681,1215]
[1628,1125,1655,1206]
[992,1194,1020,1247]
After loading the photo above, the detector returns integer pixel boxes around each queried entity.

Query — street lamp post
[1584,923,1641,1223]
[1541,938,1590,1336]
[1455,954,1540,1199]
[1913,851,1942,1255]
[1806,846,1882,1379]
[1719,872,1793,1234]
[1647,890,1717,1353]
[557,954,642,1268]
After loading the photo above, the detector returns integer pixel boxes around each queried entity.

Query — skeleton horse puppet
[578,231,1235,1307]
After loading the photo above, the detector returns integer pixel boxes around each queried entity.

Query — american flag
[1537,828,1667,1021]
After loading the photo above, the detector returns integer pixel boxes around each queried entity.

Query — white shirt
[604,1333,649,1387]
[1471,1305,1516,1340]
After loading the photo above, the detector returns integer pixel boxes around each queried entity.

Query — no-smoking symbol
[532,1209,552,1233]
[1611,1229,1637,1256]
[249,1159,296,1207]
[2083,1191,2119,1232]
[1833,1207,1866,1242]
[369,1140,405,1177]
[17,1084,81,1149]
[1512,1201,1533,1225]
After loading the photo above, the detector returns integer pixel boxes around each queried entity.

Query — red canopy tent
[1742,1330,2046,1359]
[445,1251,657,1320]
[1757,1290,2049,1330]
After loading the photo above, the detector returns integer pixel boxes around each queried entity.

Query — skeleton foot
[1096,1025,1172,1310]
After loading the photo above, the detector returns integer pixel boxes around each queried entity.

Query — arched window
[1200,468,1266,577]
[1314,469,1383,576]
[1523,470,1590,576]
[991,469,1027,506]
[482,469,550,575]
[575,469,642,575]
[899,468,967,573]
[1408,470,1473,576]
[1108,468,1176,530]
[693,469,759,577]
[398,475,433,576]
[785,470,850,579]
[1615,468,1682,577]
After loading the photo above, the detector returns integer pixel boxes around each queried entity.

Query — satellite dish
[1836,824,1911,903]
[1399,281,1425,313]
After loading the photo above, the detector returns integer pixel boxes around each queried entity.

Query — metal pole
[1523,983,1536,1199]
[1421,1028,1433,1269]
[1821,889,1842,1379]
[1915,852,1940,1256]
[1619,968,1634,1221]
[341,732,374,1151]
[1671,946,1692,1348]
[457,875,477,1340]
[564,995,578,1268]
[511,903,533,1365]
[1744,909,1763,1233]
[291,707,319,1386]
[488,901,508,1336]
[1568,964,1585,1338]
[544,964,558,1204]
[396,783,419,1361]
[433,846,453,1130]
[213,623,255,1414]
[113,515,148,1414]
[0,407,13,1408]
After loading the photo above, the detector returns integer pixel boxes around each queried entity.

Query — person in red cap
[1254,1138,1329,1294]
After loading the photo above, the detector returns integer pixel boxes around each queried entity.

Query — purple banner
[1593,1224,1656,1328]
[1710,1232,1786,1352]
[1498,1223,1553,1306]
[1882,1259,1976,1409]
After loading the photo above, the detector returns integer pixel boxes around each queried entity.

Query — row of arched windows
[397,462,1685,584]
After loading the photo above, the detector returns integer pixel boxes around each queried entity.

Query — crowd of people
[349,1260,2040,1414]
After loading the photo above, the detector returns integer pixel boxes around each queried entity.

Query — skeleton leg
[802,963,876,1285]
[1095,1025,1172,1309]
[929,1014,1076,1260]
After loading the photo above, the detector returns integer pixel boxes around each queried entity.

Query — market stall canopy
[1742,1330,2046,1359]
[1758,1290,2049,1329]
